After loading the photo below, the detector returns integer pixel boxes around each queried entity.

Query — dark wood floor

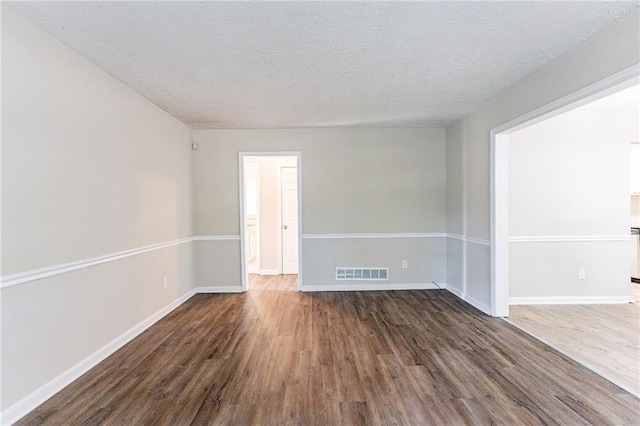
[19,274,640,425]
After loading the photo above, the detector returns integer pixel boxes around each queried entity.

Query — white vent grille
[336,267,388,281]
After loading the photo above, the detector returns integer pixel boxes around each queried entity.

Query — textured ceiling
[6,1,639,129]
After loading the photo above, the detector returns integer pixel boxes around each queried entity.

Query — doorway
[490,73,639,396]
[490,68,639,317]
[239,152,302,292]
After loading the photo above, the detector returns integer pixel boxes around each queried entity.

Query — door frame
[238,152,303,291]
[489,64,639,317]
[243,161,261,274]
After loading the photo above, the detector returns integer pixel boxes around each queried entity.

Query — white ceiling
[7,1,638,129]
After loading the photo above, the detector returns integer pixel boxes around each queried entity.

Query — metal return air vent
[336,268,388,281]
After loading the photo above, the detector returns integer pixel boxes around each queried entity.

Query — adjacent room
[505,84,640,395]
[2,2,639,424]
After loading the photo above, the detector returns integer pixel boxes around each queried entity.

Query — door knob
[283,225,288,229]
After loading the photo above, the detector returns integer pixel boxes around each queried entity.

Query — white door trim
[489,63,639,317]
[238,152,303,291]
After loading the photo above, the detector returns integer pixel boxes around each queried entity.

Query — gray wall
[192,128,447,288]
[1,7,194,411]
[446,9,640,312]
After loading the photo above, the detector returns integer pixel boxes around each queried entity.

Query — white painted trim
[509,296,633,305]
[508,235,630,243]
[492,65,640,135]
[296,158,303,290]
[193,235,241,241]
[504,318,640,399]
[239,154,248,292]
[0,237,194,289]
[445,285,492,315]
[463,293,492,315]
[1,236,245,289]
[302,233,447,239]
[446,234,490,246]
[301,282,442,292]
[490,63,640,318]
[464,236,491,246]
[491,133,510,317]
[258,270,280,276]
[0,289,197,426]
[445,284,465,299]
[195,286,243,293]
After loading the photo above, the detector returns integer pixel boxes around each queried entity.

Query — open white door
[281,167,298,274]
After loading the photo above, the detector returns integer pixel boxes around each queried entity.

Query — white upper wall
[1,5,193,275]
[509,95,639,237]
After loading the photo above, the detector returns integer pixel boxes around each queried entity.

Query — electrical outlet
[402,260,408,269]
[578,269,586,280]
[162,276,168,289]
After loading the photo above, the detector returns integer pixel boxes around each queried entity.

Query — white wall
[192,128,447,289]
[508,101,638,300]
[1,6,194,413]
[446,9,640,313]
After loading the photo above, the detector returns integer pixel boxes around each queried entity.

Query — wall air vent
[336,267,388,281]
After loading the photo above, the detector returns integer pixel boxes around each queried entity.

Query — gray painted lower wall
[195,240,243,287]
[194,236,447,290]
[509,241,630,299]
[301,237,447,288]
[1,243,194,411]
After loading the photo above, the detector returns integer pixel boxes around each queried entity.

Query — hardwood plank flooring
[507,283,640,397]
[18,275,640,425]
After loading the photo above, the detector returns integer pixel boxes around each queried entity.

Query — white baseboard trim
[300,282,442,292]
[445,284,464,299]
[445,285,493,315]
[195,286,243,293]
[0,289,197,426]
[464,293,493,315]
[258,269,281,276]
[510,296,633,305]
